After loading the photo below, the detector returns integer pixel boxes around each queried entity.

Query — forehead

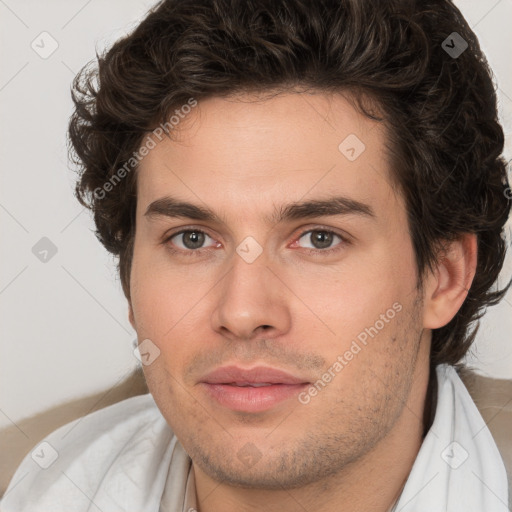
[135,91,398,221]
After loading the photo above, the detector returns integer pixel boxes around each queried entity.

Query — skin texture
[128,91,477,512]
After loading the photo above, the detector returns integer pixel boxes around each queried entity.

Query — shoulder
[458,367,512,503]
[0,393,177,512]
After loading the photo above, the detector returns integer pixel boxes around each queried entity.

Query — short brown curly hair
[68,0,511,367]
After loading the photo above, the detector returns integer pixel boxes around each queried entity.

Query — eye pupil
[183,231,205,249]
[312,231,333,249]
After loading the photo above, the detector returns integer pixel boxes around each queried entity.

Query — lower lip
[201,383,309,412]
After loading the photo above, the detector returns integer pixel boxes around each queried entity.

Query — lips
[199,366,310,412]
[223,382,275,388]
[200,365,309,386]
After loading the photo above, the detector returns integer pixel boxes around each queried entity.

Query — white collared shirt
[0,364,509,511]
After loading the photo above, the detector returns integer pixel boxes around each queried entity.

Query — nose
[210,248,292,342]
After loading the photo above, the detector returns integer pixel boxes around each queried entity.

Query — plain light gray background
[1,0,511,431]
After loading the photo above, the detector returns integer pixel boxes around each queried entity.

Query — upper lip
[200,365,310,385]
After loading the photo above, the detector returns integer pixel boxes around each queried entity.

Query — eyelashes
[162,226,350,258]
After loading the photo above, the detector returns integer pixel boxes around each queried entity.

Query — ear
[422,233,478,329]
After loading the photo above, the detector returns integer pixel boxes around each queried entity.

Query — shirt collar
[391,363,508,511]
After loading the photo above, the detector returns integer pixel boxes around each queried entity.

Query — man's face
[129,91,429,488]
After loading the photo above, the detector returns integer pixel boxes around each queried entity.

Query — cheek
[129,249,214,379]
[288,246,415,342]
[130,242,193,333]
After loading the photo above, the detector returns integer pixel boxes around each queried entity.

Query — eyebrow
[144,195,375,225]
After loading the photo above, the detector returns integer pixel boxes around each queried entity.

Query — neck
[192,360,434,512]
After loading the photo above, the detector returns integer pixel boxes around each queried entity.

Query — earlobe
[422,234,478,329]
